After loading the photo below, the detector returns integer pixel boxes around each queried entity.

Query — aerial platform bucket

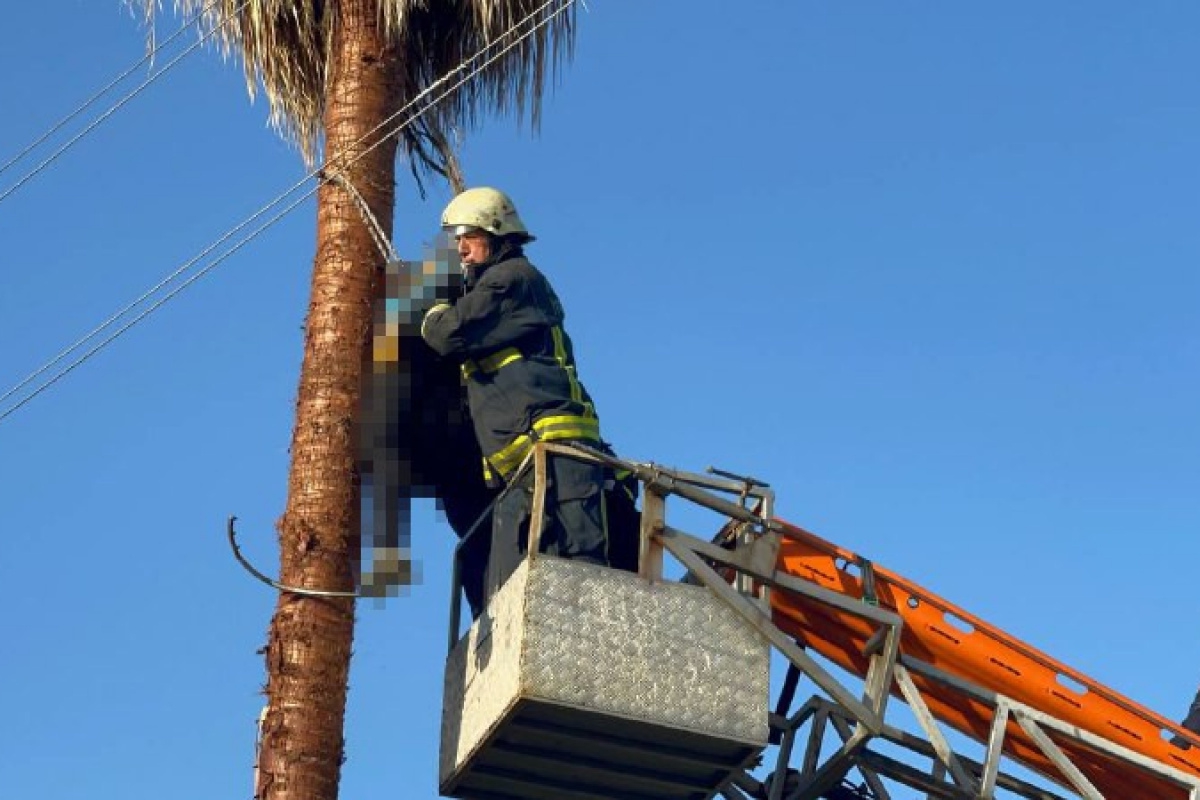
[439,556,770,799]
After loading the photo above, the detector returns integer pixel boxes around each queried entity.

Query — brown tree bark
[257,2,401,798]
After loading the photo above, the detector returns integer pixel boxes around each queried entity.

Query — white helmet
[441,187,535,242]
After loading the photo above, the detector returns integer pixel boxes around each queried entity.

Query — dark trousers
[486,452,610,599]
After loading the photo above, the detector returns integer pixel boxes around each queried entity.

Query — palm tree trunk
[258,2,401,798]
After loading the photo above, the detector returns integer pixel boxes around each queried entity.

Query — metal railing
[444,442,1200,800]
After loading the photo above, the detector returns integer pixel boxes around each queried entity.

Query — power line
[0,0,217,184]
[0,0,248,208]
[0,183,316,426]
[0,1,243,410]
[0,0,577,427]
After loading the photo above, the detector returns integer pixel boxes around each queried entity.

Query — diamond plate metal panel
[440,558,529,781]
[522,557,770,744]
[440,556,770,793]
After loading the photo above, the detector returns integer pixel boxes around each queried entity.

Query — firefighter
[420,187,624,599]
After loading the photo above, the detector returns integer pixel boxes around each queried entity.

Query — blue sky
[1,3,1198,798]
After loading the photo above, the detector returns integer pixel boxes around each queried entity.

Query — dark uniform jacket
[421,254,601,483]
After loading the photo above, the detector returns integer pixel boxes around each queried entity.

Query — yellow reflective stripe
[421,303,451,340]
[532,414,600,440]
[536,424,598,441]
[461,347,523,380]
[484,414,602,479]
[483,348,523,372]
[551,327,589,411]
[487,433,534,476]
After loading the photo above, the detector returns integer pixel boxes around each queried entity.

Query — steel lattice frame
[449,443,1200,800]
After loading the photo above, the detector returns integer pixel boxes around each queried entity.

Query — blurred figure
[360,250,497,616]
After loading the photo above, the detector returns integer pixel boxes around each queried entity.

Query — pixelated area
[356,238,497,600]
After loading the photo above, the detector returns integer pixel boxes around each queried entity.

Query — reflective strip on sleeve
[461,347,523,380]
[420,303,451,340]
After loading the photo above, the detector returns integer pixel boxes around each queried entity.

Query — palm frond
[393,0,577,137]
[131,0,577,169]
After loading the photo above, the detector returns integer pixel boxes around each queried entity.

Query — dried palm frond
[130,0,576,169]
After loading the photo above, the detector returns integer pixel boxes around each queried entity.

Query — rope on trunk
[323,170,399,263]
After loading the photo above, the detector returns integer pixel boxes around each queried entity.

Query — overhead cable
[0,0,218,183]
[0,0,577,427]
[0,0,248,208]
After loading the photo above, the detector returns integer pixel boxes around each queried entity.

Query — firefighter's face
[456,229,492,267]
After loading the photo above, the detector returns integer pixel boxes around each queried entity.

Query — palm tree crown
[134,0,576,167]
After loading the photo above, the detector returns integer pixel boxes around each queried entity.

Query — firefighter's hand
[421,303,451,340]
